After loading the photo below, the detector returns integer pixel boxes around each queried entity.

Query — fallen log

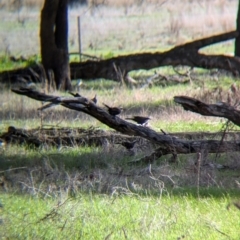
[174,96,240,127]
[70,31,240,81]
[11,88,240,159]
[1,31,239,84]
[0,126,141,148]
[1,123,239,150]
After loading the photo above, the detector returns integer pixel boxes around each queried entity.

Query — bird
[160,129,168,135]
[69,92,81,97]
[126,116,151,125]
[121,140,137,150]
[103,103,122,116]
[0,139,6,148]
[91,94,97,104]
[8,126,16,133]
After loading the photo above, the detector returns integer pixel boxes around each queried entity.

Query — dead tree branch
[174,96,240,127]
[70,31,240,81]
[11,88,240,160]
[1,31,240,84]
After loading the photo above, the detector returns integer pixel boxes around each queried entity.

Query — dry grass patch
[1,144,240,196]
[0,0,236,56]
[0,68,238,131]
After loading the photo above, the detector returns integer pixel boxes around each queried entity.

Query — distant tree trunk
[235,0,240,56]
[40,0,72,91]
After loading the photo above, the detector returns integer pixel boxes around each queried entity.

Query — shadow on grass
[1,145,240,199]
[168,187,240,199]
[0,145,133,171]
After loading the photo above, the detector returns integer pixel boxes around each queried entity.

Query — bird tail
[69,92,81,97]
[103,103,110,109]
[69,92,76,97]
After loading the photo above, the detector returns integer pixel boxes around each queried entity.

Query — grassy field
[0,0,237,57]
[1,189,240,239]
[0,77,240,239]
[1,1,240,239]
[0,73,238,132]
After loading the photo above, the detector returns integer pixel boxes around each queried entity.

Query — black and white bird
[103,103,122,116]
[69,92,81,97]
[126,116,151,125]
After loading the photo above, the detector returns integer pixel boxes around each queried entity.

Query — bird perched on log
[91,94,97,104]
[103,103,122,116]
[126,116,151,125]
[69,92,81,97]
[121,140,137,150]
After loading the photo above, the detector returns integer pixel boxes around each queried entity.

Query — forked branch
[12,88,240,159]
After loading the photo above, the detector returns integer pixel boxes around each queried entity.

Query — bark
[11,88,240,159]
[174,96,240,127]
[40,0,72,90]
[70,31,240,81]
[0,126,138,148]
[0,31,239,84]
[1,124,239,151]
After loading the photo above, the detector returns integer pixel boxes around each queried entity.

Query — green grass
[0,145,122,171]
[1,189,240,239]
[0,56,25,71]
[0,81,239,239]
[158,120,228,133]
[0,3,239,239]
[0,55,39,71]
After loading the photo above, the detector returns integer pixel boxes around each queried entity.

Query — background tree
[235,0,240,57]
[40,0,72,91]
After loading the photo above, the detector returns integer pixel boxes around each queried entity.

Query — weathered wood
[70,31,240,81]
[0,126,140,148]
[1,31,239,84]
[12,88,240,159]
[174,96,240,127]
[2,123,239,151]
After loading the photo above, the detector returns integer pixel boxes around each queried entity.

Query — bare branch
[174,96,240,126]
[11,88,240,159]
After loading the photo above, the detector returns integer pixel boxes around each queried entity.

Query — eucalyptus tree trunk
[40,0,72,91]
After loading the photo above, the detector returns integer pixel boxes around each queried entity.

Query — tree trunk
[235,0,240,56]
[40,0,72,91]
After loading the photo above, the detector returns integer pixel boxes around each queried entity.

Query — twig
[215,120,231,161]
[197,152,201,199]
[19,182,52,198]
[37,198,72,223]
[60,219,68,232]
[206,222,231,239]
[122,227,128,239]
[0,167,27,174]
[113,62,125,85]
